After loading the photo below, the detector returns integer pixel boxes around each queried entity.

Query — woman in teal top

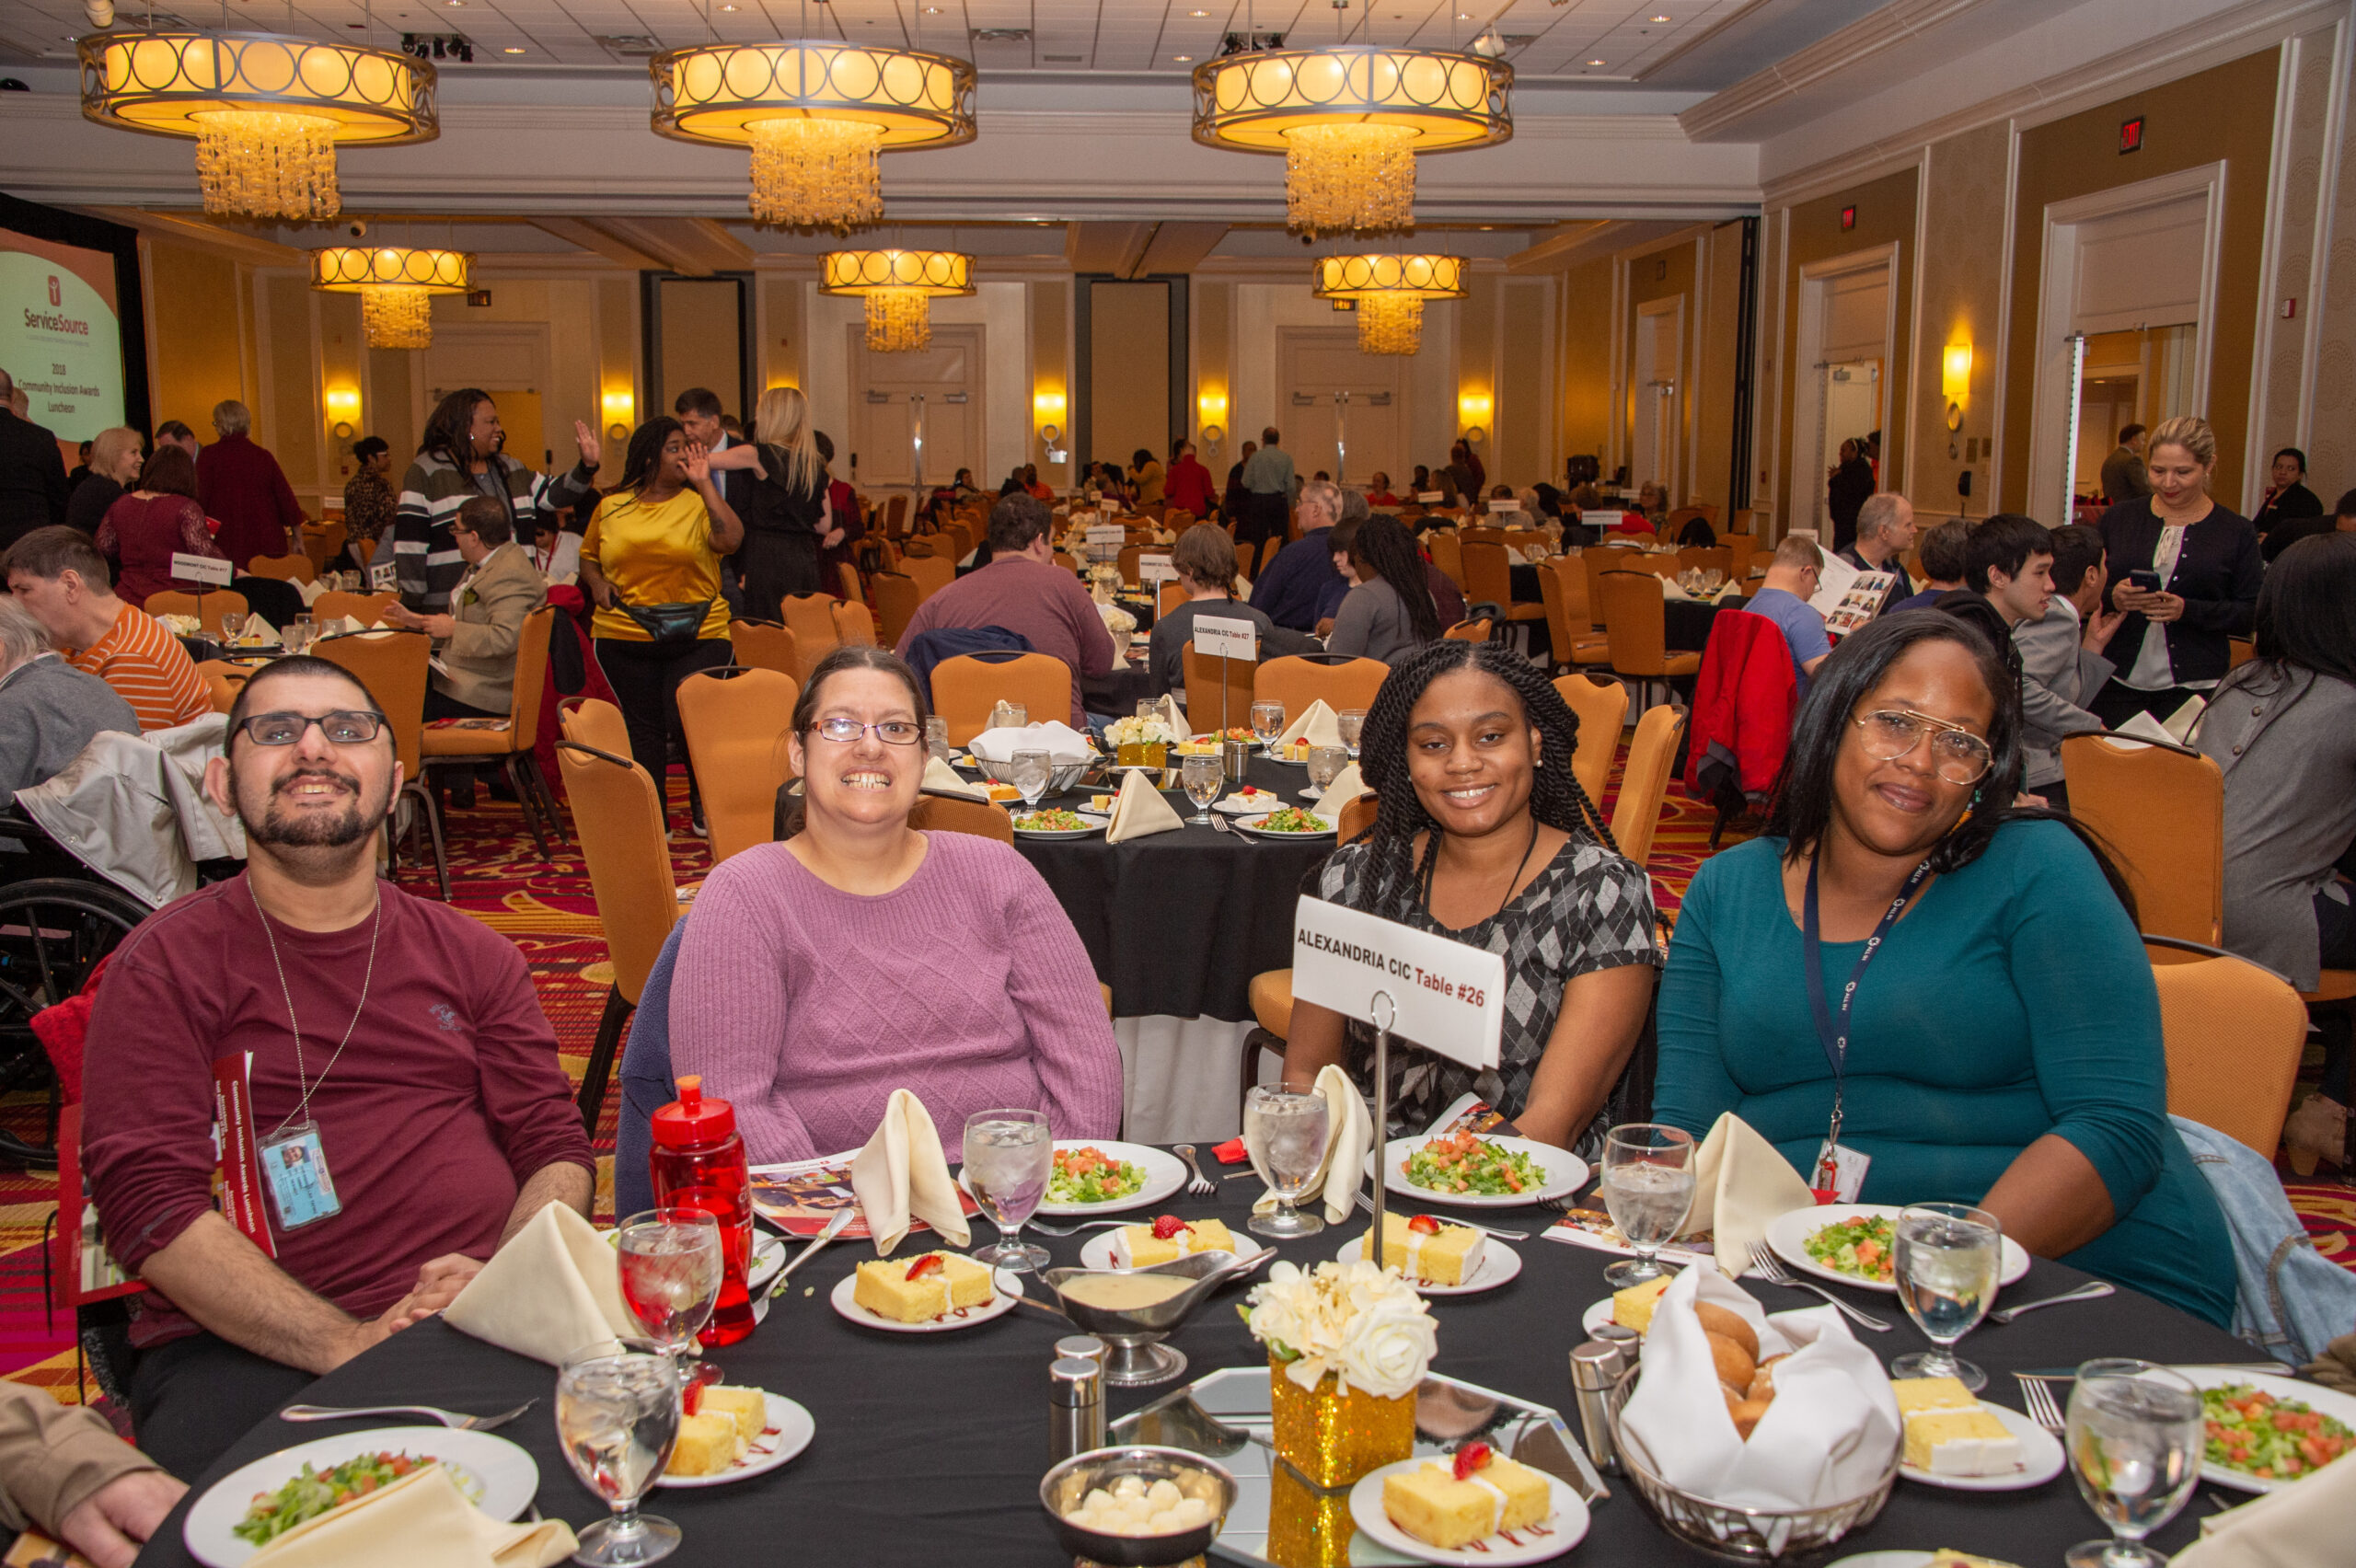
[1656,611,2235,1326]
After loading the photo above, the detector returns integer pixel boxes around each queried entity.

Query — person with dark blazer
[2091,415,2261,726]
[2254,446,2327,561]
[0,368,69,549]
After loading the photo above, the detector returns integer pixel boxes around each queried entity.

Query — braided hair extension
[1341,640,1621,923]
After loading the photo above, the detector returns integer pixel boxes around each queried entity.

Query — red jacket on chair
[1683,609,1797,803]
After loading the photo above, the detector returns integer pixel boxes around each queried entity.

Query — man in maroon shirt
[193,399,307,570]
[82,656,593,1480]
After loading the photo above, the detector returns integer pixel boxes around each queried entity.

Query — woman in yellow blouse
[580,417,745,836]
[1128,447,1165,507]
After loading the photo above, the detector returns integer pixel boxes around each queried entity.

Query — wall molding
[1680,0,2015,144]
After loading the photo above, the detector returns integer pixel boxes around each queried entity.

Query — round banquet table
[143,1164,2269,1568]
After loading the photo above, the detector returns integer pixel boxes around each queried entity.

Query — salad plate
[963,1140,1187,1216]
[1368,1133,1588,1208]
[185,1429,537,1567]
[2172,1366,2356,1493]
[1230,809,1336,839]
[1010,807,1103,839]
[1764,1205,2029,1296]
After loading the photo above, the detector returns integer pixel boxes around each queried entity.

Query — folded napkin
[1682,1112,1816,1279]
[335,614,372,635]
[1149,693,1185,736]
[294,578,328,605]
[243,615,282,646]
[851,1089,972,1256]
[1104,766,1184,844]
[443,1200,637,1366]
[919,755,987,801]
[1661,576,1693,602]
[969,721,1095,766]
[1276,699,1342,750]
[1252,1063,1372,1225]
[1620,1267,1900,1511]
[1314,761,1367,819]
[249,1458,577,1568]
[2179,1434,2356,1565]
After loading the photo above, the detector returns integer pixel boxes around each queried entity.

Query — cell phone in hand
[2124,570,2164,594]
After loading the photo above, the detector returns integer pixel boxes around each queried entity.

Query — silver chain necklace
[254,882,383,1136]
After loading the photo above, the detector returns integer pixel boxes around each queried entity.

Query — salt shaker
[1056,1335,1108,1368]
[1568,1340,1627,1474]
[1591,1321,1640,1369]
[1221,737,1251,784]
[1050,1355,1106,1466]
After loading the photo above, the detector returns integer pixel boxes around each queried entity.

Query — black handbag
[619,598,716,646]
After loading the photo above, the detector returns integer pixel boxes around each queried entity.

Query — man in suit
[385,493,547,721]
[1237,427,1298,564]
[2099,422,2151,504]
[1972,516,2120,811]
[676,387,745,615]
[1836,491,1916,619]
[0,367,69,549]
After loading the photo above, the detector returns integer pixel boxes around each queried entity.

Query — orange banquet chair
[900,553,956,604]
[310,628,447,900]
[1253,654,1388,720]
[2060,732,2223,949]
[2139,936,2309,1160]
[1426,531,1463,588]
[872,573,922,650]
[780,594,841,682]
[146,588,248,637]
[1443,618,1492,643]
[418,604,567,862]
[312,590,398,626]
[730,619,801,682]
[930,651,1073,746]
[1553,673,1630,810]
[1158,582,1187,618]
[676,665,799,866]
[300,520,345,578]
[1241,790,1380,1103]
[1610,701,1687,876]
[1597,569,1700,711]
[1538,558,1612,675]
[245,552,315,583]
[908,791,1016,844]
[837,561,865,605]
[1184,644,1258,737]
[832,598,879,647]
[193,659,248,715]
[1677,546,1733,580]
[1457,541,1549,637]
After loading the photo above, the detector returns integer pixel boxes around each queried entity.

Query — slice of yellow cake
[699,1386,769,1445]
[1357,1212,1487,1286]
[1381,1450,1552,1551]
[1892,1376,1979,1417]
[1611,1274,1671,1332]
[1893,1378,2021,1476]
[1113,1216,1239,1267]
[851,1251,996,1323]
[666,1411,745,1476]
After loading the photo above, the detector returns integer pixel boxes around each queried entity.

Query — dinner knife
[765,1207,854,1302]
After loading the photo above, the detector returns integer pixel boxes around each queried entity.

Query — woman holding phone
[2091,415,2262,726]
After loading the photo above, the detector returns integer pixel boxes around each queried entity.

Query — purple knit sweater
[669,832,1125,1163]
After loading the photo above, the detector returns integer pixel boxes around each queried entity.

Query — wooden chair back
[1255,536,1285,578]
[676,667,800,865]
[1579,549,1623,630]
[1462,526,1507,547]
[1719,532,1758,582]
[1335,790,1379,842]
[1458,541,1515,608]
[147,588,248,635]
[1158,582,1187,618]
[1184,645,1257,733]
[1598,570,1673,678]
[1678,546,1733,579]
[300,521,346,577]
[931,652,1073,745]
[1610,702,1686,870]
[246,552,314,583]
[1663,507,1711,542]
[560,693,634,756]
[555,729,682,1006]
[901,554,956,603]
[837,561,864,604]
[1116,546,1143,586]
[311,630,429,778]
[2229,638,2256,669]
[1443,618,1492,643]
[501,605,557,743]
[1053,551,1082,573]
[832,598,878,647]
[1553,674,1630,808]
[780,594,840,681]
[2060,733,2224,946]
[1426,531,1463,586]
[1253,655,1388,719]
[730,620,801,682]
[312,590,397,626]
[941,521,974,561]
[194,658,248,714]
[909,792,1016,844]
[1537,559,1588,665]
[872,574,921,649]
[884,494,909,536]
[2147,941,2309,1158]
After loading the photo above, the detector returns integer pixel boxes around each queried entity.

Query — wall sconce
[1942,342,1972,402]
[1197,387,1228,437]
[323,386,360,440]
[601,386,635,443]
[1459,391,1492,439]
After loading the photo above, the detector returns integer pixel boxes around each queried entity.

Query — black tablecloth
[1664,595,1748,653]
[139,1165,2262,1568]
[1013,755,1332,1020]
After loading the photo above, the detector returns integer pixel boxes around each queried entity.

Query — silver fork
[1172,1144,1218,1197]
[1207,813,1259,846]
[1026,1217,1138,1238]
[281,1400,536,1432]
[1746,1243,1892,1332]
[2015,1374,2065,1432]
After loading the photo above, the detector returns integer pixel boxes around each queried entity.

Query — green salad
[1804,1215,1895,1283]
[1049,1146,1147,1204]
[235,1451,445,1544]
[1403,1130,1542,1196]
[2202,1384,2354,1480]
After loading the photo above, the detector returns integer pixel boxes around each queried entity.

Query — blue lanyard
[1802,855,1932,1174]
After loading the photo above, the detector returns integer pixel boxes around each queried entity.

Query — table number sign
[1193,615,1258,663]
[171,551,234,588]
[1290,896,1505,1070]
[1415,491,1446,504]
[1138,553,1176,586]
[1487,498,1519,513]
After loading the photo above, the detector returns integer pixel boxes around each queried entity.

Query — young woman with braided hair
[1279,641,1659,1156]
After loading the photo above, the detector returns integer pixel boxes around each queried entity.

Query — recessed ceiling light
[1175,53,1192,60]
[1651,13,1669,19]
[720,3,735,9]
[1190,7,1206,13]
[502,44,525,52]
[1587,57,1605,65]
[924,6,940,10]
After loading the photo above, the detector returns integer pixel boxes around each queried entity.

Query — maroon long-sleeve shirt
[196,432,307,570]
[84,876,593,1348]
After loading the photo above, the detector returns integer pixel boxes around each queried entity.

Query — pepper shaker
[1050,1356,1106,1466]
[1055,1335,1108,1369]
[1591,1321,1639,1370]
[1221,737,1251,784]
[1568,1341,1626,1474]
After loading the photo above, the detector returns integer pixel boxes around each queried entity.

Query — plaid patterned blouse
[1312,835,1660,1161]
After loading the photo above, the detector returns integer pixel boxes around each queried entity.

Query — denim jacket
[2173,1115,2356,1365]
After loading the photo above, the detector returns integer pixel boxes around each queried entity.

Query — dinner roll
[1693,1302,1760,1363]
[1704,1330,1756,1391]
[1729,1396,1773,1440]
[1748,1353,1789,1403]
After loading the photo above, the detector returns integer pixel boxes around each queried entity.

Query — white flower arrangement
[156,614,202,635]
[1103,713,1177,749]
[1096,601,1138,638]
[1245,1259,1438,1401]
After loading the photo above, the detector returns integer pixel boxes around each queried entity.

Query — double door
[848,324,982,490]
[1277,328,1403,490]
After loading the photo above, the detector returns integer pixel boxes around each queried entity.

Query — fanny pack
[619,598,715,646]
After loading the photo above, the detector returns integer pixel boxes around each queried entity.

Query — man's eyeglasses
[806,717,925,746]
[1852,709,1993,784]
[236,710,387,747]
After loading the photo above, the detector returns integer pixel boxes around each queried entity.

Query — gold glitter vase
[1264,1458,1359,1567]
[1267,1356,1415,1490]
[1115,742,1169,769]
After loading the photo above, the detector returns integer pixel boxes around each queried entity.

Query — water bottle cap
[652,1075,737,1146]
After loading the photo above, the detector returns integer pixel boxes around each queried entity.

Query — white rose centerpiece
[1247,1259,1436,1486]
[1103,714,1179,751]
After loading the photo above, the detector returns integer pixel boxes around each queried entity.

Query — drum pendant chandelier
[310,246,471,349]
[820,249,973,353]
[78,31,436,220]
[651,42,976,231]
[1311,253,1467,355]
[1192,47,1510,236]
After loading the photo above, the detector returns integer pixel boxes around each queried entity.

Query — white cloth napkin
[1661,576,1694,602]
[1314,761,1367,819]
[1104,766,1184,844]
[850,1088,972,1256]
[1276,699,1342,750]
[335,614,368,635]
[1252,1064,1372,1225]
[969,722,1095,765]
[442,1201,637,1366]
[1149,693,1185,736]
[242,615,281,646]
[919,755,987,801]
[248,1462,577,1568]
[294,578,328,606]
[1619,1267,1901,1511]
[2179,1441,2356,1565]
[1683,1112,1817,1278]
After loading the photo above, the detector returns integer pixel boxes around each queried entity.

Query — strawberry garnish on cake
[1150,1214,1190,1241]
[905,1253,943,1281]
[1452,1441,1494,1482]
[1408,1214,1442,1235]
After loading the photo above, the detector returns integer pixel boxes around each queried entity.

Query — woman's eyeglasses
[807,717,925,745]
[236,710,387,746]
[1852,709,1994,784]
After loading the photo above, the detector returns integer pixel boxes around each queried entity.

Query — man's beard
[237,762,386,849]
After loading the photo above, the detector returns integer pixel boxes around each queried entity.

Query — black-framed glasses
[1853,709,1993,784]
[807,717,925,746]
[235,710,387,747]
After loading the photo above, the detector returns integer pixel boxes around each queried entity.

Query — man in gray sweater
[1969,517,2120,809]
[0,595,142,796]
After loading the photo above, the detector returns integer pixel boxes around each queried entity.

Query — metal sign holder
[1365,987,1396,1250]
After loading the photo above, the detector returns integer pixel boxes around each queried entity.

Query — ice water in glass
[1251,701,1286,745]
[1891,1203,2002,1391]
[963,1109,1052,1272]
[557,1343,683,1565]
[1336,709,1368,754]
[1600,1124,1696,1288]
[616,1209,722,1362]
[1306,744,1348,795]
[1182,754,1222,824]
[1011,749,1053,811]
[1245,1087,1331,1239]
[926,716,950,763]
[2065,1360,2202,1568]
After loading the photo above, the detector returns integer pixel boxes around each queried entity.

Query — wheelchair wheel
[0,876,150,1103]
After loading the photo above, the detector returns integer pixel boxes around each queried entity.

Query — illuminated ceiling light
[1586,57,1606,65]
[1174,53,1191,61]
[1311,251,1466,355]
[309,245,470,349]
[502,46,525,53]
[78,31,437,220]
[652,40,976,231]
[820,248,973,352]
[1191,47,1511,238]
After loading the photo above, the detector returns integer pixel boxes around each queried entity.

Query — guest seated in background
[95,444,222,611]
[1654,613,2236,1326]
[1837,492,1917,619]
[81,656,595,1479]
[1408,464,1434,499]
[672,646,1123,1162]
[1165,441,1217,520]
[1313,498,1366,632]
[1365,473,1401,506]
[1888,519,1969,613]
[1282,640,1657,1154]
[1741,535,1832,698]
[2195,534,2356,1172]
[2253,446,2325,559]
[1251,478,1345,631]
[4,526,209,732]
[0,1381,185,1568]
[384,493,549,720]
[999,467,1029,498]
[1634,482,1669,527]
[1023,463,1055,503]
[1974,515,2119,810]
[1328,514,1442,665]
[1148,524,1285,699]
[0,597,139,796]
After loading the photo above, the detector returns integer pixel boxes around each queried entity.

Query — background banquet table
[144,1161,2267,1568]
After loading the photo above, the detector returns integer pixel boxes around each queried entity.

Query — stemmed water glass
[1011,749,1053,813]
[1181,753,1222,824]
[218,609,247,646]
[1599,1124,1696,1288]
[1306,744,1348,799]
[1250,701,1286,747]
[963,1108,1053,1272]
[616,1208,723,1369]
[286,614,317,654]
[556,1339,684,1565]
[2064,1360,2203,1568]
[925,716,950,763]
[1335,709,1368,755]
[1244,1085,1331,1239]
[1890,1202,2002,1391]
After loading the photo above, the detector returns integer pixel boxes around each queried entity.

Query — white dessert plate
[658,1391,814,1489]
[185,1428,537,1568]
[746,1230,787,1292]
[1897,1401,2064,1492]
[2170,1366,2356,1494]
[1212,790,1286,814]
[1823,1555,1936,1568]
[1370,1136,1589,1209]
[1764,1205,2031,1297]
[1231,812,1337,839]
[1345,1458,1589,1565]
[974,1140,1187,1216]
[1333,1233,1523,1297]
[1579,1297,1619,1336]
[827,1265,1023,1334]
[1080,1229,1266,1272]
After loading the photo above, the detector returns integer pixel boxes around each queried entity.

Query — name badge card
[1085,524,1126,548]
[1138,553,1176,586]
[369,560,398,592]
[171,551,233,588]
[1193,615,1257,663]
[1291,896,1505,1069]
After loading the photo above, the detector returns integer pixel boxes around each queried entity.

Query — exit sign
[1840,205,1856,231]
[2119,116,2144,154]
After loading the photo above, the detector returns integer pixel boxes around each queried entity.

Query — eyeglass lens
[245,711,384,745]
[1858,711,1991,782]
[814,718,924,744]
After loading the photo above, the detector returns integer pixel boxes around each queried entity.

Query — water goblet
[1136,699,1157,722]
[1306,744,1347,796]
[1250,701,1286,746]
[615,1208,722,1366]
[1335,709,1368,755]
[1599,1124,1696,1288]
[925,715,950,763]
[1011,748,1053,811]
[217,610,247,645]
[962,1108,1052,1271]
[1182,753,1222,824]
[556,1340,684,1565]
[1703,568,1726,594]
[1001,702,1029,731]
[287,615,317,654]
[2064,1359,2202,1568]
[1890,1203,2002,1391]
[1243,1086,1331,1239]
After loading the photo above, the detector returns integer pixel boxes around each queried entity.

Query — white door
[847,324,981,490]
[1631,301,1681,499]
[1791,248,1896,535]
[1276,328,1404,490]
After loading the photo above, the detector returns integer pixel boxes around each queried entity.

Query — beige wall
[1558,256,1614,472]
[1911,121,2010,524]
[143,238,252,440]
[1089,281,1168,472]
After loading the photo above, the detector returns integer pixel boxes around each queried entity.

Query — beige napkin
[919,755,987,801]
[442,1200,636,1366]
[1150,693,1185,736]
[1252,1064,1372,1225]
[1314,762,1367,819]
[2179,1437,2356,1565]
[1682,1112,1816,1279]
[249,1459,577,1568]
[850,1088,972,1256]
[1661,576,1694,602]
[335,614,369,635]
[244,614,281,646]
[1104,766,1184,844]
[1276,699,1341,750]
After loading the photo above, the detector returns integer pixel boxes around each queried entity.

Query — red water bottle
[649,1075,757,1346]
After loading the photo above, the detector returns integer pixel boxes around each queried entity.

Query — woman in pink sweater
[669,646,1124,1162]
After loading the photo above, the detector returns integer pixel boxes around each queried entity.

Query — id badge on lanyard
[1803,857,1930,1204]
[259,1118,344,1231]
